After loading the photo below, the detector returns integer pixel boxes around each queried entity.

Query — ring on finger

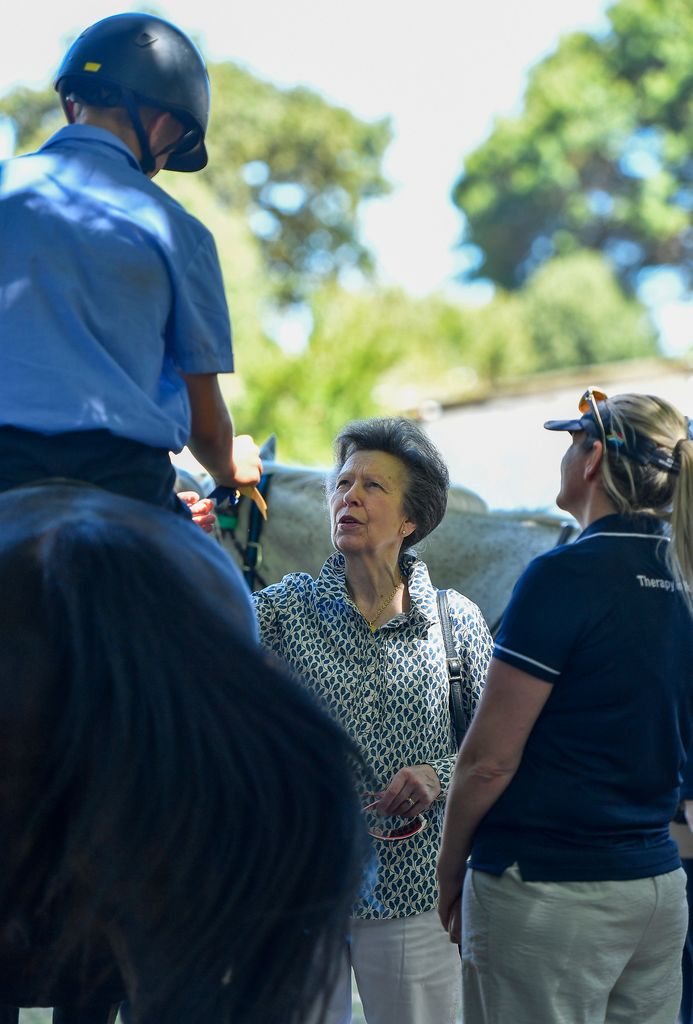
[405,796,415,809]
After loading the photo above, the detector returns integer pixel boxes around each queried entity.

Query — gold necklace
[364,577,403,633]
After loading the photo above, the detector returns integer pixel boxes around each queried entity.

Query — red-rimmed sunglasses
[578,386,608,445]
[579,387,630,452]
[362,800,428,842]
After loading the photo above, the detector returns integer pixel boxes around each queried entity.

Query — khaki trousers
[461,863,688,1024]
[309,909,461,1024]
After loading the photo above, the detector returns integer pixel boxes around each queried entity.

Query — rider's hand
[178,491,217,534]
[231,434,263,487]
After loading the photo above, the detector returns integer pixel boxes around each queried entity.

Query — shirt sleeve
[169,233,234,375]
[251,587,282,652]
[493,551,584,684]
[426,755,456,798]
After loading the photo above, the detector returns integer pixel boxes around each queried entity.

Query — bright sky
[0,0,609,280]
[1,0,689,350]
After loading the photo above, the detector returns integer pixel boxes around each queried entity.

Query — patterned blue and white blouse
[252,551,493,920]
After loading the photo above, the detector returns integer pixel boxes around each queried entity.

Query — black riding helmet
[54,12,210,173]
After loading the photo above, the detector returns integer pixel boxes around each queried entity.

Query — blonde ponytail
[596,394,693,615]
[670,437,693,613]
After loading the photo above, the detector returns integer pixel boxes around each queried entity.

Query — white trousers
[461,863,688,1024]
[309,909,461,1024]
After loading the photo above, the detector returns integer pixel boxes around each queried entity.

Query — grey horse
[178,449,577,633]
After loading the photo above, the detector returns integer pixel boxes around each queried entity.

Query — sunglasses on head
[578,387,630,449]
[578,387,683,473]
[578,386,608,444]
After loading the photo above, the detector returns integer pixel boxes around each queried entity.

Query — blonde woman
[438,390,693,1024]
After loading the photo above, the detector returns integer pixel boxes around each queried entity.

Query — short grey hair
[327,417,449,547]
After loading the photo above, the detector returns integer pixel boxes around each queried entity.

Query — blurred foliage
[232,286,416,465]
[0,85,60,149]
[0,61,392,307]
[519,249,657,368]
[205,63,391,304]
[453,0,693,293]
[0,22,662,466]
[231,252,658,465]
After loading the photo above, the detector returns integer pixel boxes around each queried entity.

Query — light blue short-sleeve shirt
[0,124,233,452]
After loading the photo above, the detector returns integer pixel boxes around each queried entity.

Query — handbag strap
[436,590,467,750]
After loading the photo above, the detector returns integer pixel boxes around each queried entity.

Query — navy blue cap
[544,413,601,438]
[544,407,685,475]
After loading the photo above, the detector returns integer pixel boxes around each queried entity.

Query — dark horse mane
[0,483,366,1023]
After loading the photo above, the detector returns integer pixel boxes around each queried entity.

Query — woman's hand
[178,491,217,534]
[437,856,465,944]
[373,764,441,818]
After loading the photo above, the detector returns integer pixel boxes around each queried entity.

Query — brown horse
[0,483,366,1023]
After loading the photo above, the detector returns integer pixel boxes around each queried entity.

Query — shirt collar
[315,551,435,634]
[39,124,141,172]
[402,554,438,628]
[578,512,668,542]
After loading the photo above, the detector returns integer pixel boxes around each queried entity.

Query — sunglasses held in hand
[362,799,428,842]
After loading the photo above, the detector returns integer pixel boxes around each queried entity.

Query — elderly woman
[437,390,693,1024]
[253,417,492,1024]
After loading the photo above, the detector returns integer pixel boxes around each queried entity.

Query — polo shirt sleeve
[493,551,584,684]
[169,233,234,375]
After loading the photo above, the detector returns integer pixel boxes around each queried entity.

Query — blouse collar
[315,551,436,635]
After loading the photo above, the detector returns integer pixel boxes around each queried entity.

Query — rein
[218,469,273,592]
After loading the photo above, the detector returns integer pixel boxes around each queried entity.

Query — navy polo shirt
[0,125,233,452]
[471,513,693,882]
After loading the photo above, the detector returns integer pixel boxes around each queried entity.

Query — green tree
[0,59,391,307]
[230,282,534,465]
[464,294,536,384]
[233,286,422,465]
[0,85,59,150]
[0,20,664,468]
[231,258,658,464]
[206,63,391,304]
[519,249,658,368]
[453,0,693,294]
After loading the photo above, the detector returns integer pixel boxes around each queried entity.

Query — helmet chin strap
[120,89,156,175]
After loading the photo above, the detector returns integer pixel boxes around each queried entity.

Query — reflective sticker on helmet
[82,62,102,72]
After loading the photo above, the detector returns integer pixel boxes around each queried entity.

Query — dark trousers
[0,427,189,516]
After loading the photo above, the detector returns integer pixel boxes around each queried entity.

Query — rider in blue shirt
[0,13,264,1022]
[0,13,261,513]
